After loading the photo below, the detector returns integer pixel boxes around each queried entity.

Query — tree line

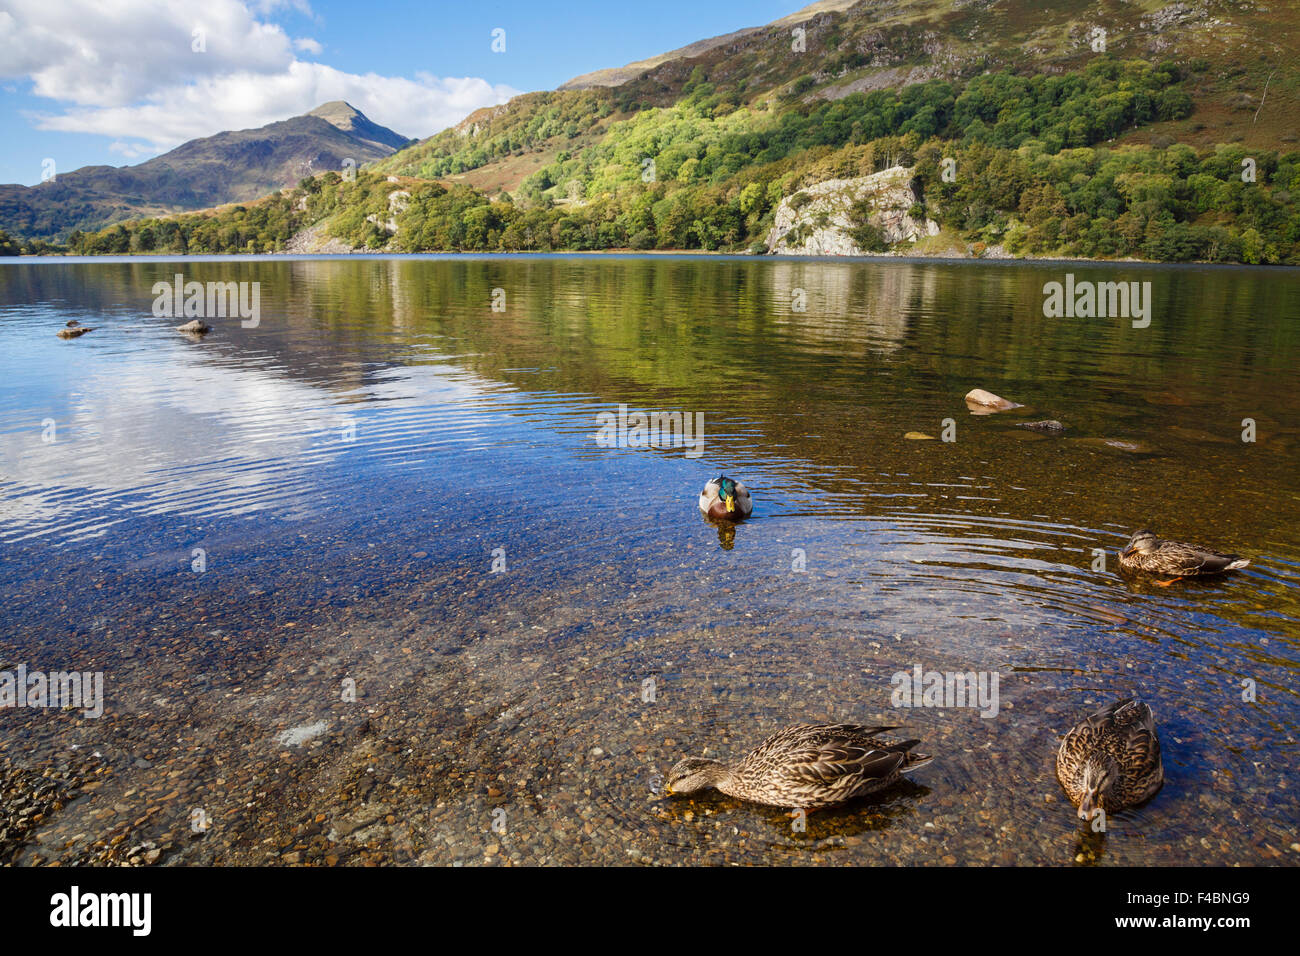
[61,60,1298,265]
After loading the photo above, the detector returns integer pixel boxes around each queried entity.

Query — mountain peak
[305,101,409,152]
[0,99,410,240]
[308,101,362,124]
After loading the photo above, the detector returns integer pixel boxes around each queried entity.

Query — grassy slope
[380,0,1294,175]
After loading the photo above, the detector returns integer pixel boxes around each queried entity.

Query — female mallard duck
[1057,698,1163,822]
[698,475,752,520]
[56,320,95,339]
[665,723,931,810]
[1119,529,1250,585]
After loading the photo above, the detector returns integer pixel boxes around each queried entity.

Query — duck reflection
[657,777,931,843]
[705,516,739,550]
[1071,822,1107,865]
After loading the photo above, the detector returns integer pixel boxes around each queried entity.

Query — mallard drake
[1057,698,1163,822]
[698,475,752,520]
[665,723,931,810]
[1119,529,1250,585]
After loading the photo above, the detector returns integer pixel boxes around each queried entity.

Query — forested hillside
[62,1,1300,264]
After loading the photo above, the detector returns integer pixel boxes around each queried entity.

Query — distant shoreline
[4,251,1296,271]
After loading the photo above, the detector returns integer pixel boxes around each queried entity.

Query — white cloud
[108,140,160,160]
[251,0,315,15]
[1,0,520,151]
[0,0,294,107]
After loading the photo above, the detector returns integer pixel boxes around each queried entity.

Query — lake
[1,255,1297,866]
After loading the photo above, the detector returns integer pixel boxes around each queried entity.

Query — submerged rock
[964,388,1022,413]
[1071,437,1157,455]
[274,721,329,748]
[1015,420,1066,434]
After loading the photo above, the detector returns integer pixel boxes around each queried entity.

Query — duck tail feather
[900,752,933,773]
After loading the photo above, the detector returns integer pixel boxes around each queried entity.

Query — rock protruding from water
[765,165,939,256]
[964,388,1022,413]
[176,320,212,335]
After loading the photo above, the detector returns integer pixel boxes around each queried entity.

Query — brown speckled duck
[56,321,94,339]
[1119,529,1250,585]
[665,723,931,810]
[1057,698,1164,822]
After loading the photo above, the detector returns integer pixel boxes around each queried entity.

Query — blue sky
[0,0,804,186]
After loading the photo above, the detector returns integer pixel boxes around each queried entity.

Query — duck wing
[1064,698,1128,752]
[1080,696,1145,732]
[784,742,906,784]
[1111,700,1163,801]
[1110,699,1161,762]
[1120,719,1161,772]
[1157,541,1244,574]
[698,479,720,511]
[1108,697,1153,727]
[767,724,907,783]
[1079,699,1161,766]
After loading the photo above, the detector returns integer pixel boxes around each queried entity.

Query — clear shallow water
[0,256,1297,866]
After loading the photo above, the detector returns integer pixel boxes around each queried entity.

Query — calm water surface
[1,256,1297,866]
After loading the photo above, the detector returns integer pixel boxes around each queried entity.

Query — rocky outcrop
[814,66,946,102]
[282,220,362,255]
[764,165,939,256]
[454,104,512,138]
[1141,2,1205,33]
[366,190,411,236]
